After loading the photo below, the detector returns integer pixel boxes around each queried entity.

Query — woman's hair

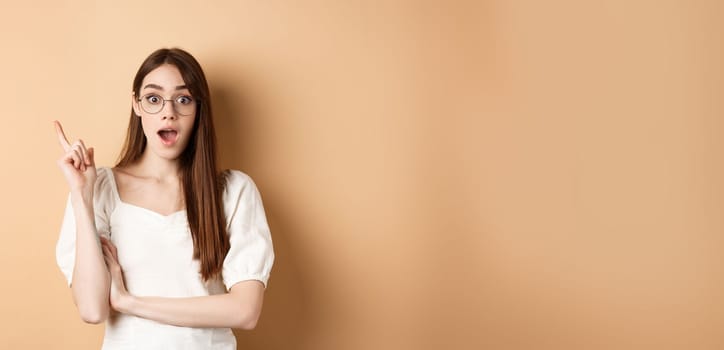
[116,48,230,281]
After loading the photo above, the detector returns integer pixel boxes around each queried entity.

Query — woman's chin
[149,144,186,161]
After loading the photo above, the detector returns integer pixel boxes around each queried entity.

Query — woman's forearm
[117,281,264,330]
[70,194,110,324]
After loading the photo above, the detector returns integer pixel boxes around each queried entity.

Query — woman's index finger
[53,120,71,151]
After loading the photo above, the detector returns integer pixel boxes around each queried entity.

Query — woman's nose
[161,100,178,119]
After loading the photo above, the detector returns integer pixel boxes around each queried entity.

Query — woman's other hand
[100,237,132,313]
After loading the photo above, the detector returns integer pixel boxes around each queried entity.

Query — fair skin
[54,64,265,329]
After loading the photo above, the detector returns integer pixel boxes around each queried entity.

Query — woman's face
[132,64,197,161]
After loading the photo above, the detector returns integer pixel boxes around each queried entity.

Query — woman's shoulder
[94,166,114,189]
[221,169,267,203]
[91,166,118,206]
[220,169,264,219]
[221,169,256,193]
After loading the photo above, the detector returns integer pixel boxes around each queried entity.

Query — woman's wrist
[115,293,136,315]
[70,188,94,206]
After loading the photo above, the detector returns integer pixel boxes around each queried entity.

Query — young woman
[54,48,275,349]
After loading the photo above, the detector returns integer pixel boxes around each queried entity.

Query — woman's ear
[131,92,141,117]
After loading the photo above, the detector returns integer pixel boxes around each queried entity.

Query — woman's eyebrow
[142,84,188,91]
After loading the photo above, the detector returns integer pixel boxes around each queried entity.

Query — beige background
[1,0,722,349]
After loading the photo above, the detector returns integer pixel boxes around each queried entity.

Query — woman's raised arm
[54,121,110,324]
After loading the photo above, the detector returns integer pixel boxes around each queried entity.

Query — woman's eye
[177,96,193,105]
[145,95,162,104]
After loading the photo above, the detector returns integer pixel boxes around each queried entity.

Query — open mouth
[157,128,179,146]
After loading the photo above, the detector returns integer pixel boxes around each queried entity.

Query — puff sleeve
[55,167,115,286]
[221,170,275,290]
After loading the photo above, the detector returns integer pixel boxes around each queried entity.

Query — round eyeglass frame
[136,94,198,116]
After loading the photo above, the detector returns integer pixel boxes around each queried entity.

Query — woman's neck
[132,149,182,181]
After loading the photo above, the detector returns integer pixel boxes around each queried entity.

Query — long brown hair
[116,48,229,281]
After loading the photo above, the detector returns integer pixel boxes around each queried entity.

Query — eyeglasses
[137,93,197,116]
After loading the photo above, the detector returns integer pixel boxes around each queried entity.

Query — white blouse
[56,167,275,350]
